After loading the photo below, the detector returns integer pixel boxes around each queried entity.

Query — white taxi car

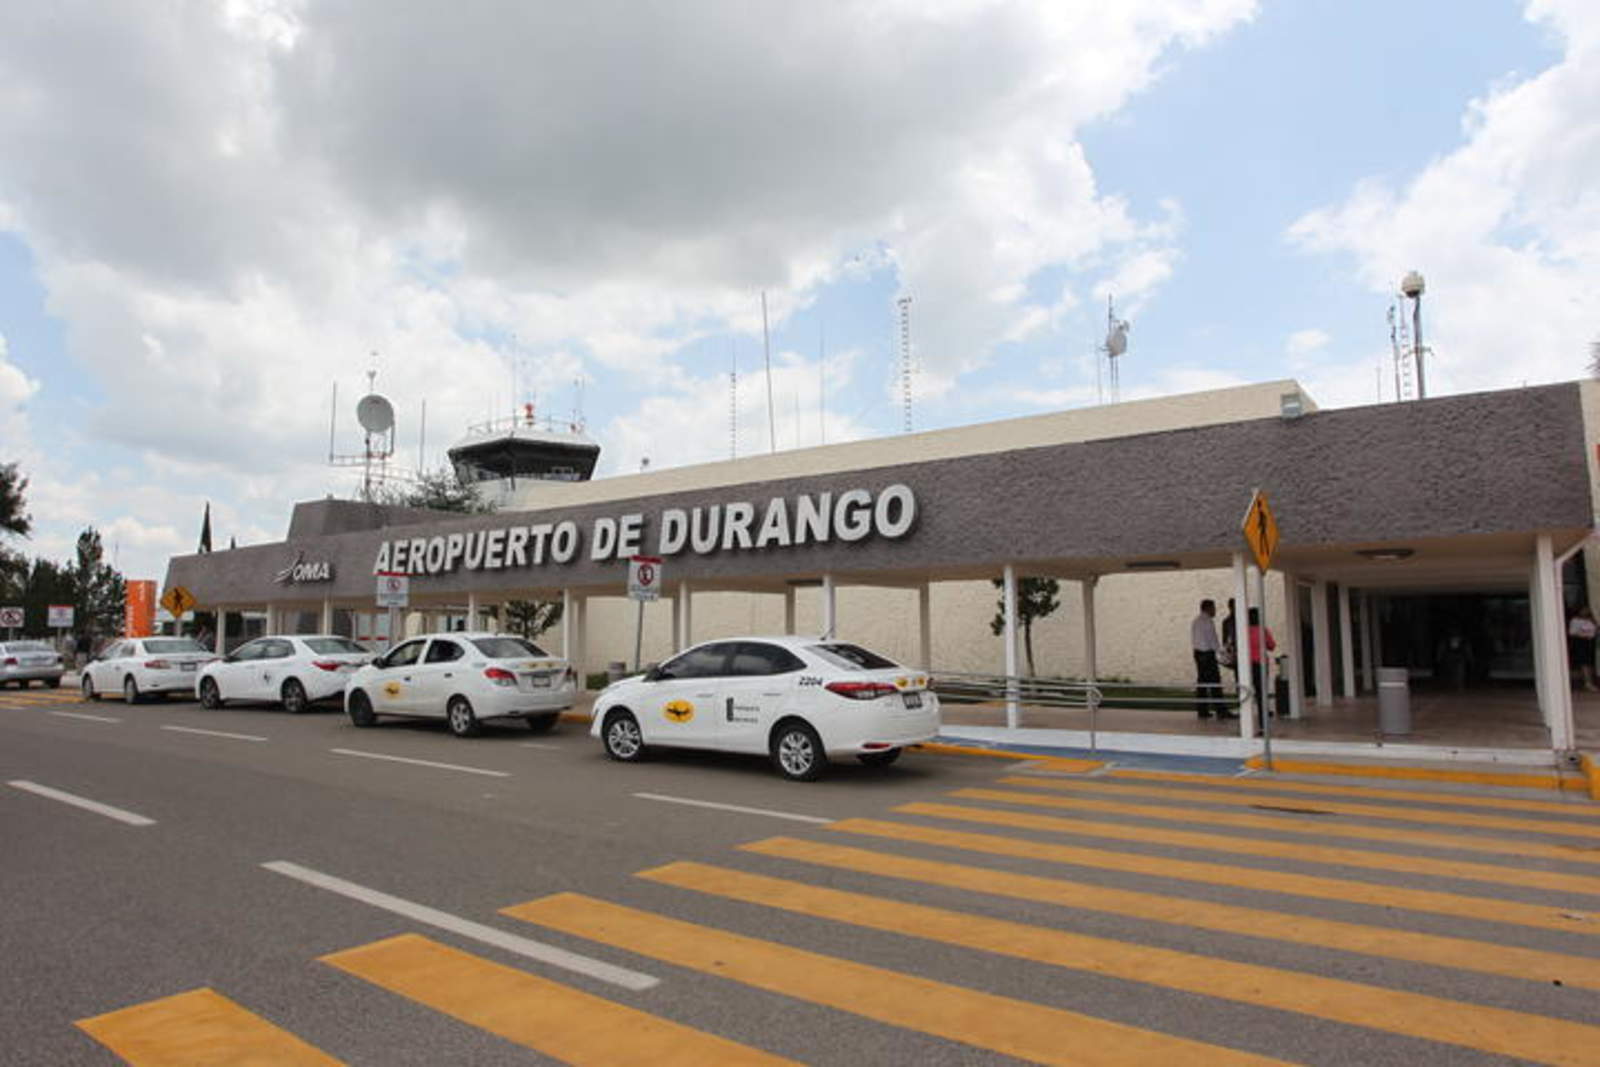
[81,637,216,703]
[198,635,371,713]
[591,636,940,781]
[343,632,577,736]
[0,641,65,689]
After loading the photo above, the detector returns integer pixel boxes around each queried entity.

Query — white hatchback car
[198,634,371,714]
[344,632,577,737]
[81,637,216,703]
[591,636,940,781]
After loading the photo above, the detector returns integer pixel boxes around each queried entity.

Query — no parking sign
[628,556,663,602]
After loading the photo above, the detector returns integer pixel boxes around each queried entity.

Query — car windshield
[304,637,366,655]
[144,638,208,654]
[470,637,548,659]
[809,642,898,671]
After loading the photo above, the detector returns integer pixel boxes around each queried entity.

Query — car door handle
[442,672,453,679]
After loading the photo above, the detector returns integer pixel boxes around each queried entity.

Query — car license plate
[527,674,551,688]
[181,662,197,672]
[903,692,922,709]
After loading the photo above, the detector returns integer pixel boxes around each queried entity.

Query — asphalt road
[4,684,1600,1065]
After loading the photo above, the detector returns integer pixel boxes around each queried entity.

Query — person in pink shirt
[1247,607,1276,734]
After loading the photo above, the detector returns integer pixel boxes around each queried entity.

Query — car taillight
[825,680,898,701]
[144,659,172,669]
[312,660,342,672]
[484,667,517,687]
[2,657,15,667]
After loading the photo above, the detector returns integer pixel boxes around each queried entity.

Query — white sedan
[343,632,577,737]
[81,637,216,703]
[591,636,940,781]
[198,635,371,713]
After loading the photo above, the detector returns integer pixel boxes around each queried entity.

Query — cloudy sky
[1,0,1595,583]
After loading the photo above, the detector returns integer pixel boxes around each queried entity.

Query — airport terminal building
[163,379,1600,767]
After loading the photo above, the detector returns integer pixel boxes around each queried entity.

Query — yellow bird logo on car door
[383,681,403,698]
[663,700,694,723]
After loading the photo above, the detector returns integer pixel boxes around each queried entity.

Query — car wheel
[602,709,646,762]
[347,689,376,728]
[526,713,560,734]
[447,696,481,738]
[771,720,828,782]
[198,677,223,709]
[857,748,903,768]
[82,676,98,702]
[281,678,309,715]
[123,676,141,705]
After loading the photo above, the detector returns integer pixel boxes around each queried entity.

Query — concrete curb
[1244,753,1591,795]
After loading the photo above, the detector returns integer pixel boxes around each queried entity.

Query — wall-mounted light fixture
[1356,547,1415,561]
[1125,560,1181,570]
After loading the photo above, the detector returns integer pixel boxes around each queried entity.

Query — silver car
[0,641,65,689]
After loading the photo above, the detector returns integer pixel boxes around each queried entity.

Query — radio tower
[897,295,914,433]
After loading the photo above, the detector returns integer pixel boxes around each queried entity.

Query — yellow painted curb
[1581,754,1600,803]
[559,710,591,724]
[1244,754,1588,794]
[913,742,1103,774]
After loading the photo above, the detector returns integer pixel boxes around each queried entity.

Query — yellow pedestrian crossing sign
[160,585,197,618]
[1242,490,1279,572]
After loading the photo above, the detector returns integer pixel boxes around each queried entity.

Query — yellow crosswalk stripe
[76,987,341,1066]
[1008,775,1600,839]
[504,893,1289,1067]
[643,860,1600,1065]
[945,790,1600,896]
[1108,768,1600,817]
[323,934,794,1065]
[833,815,1600,934]
[740,836,1600,991]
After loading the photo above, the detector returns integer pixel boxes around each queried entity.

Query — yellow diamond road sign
[161,585,197,618]
[1242,491,1280,572]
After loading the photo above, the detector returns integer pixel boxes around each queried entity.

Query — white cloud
[1289,0,1600,396]
[0,1,1260,579]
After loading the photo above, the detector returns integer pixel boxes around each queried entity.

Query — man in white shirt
[1191,599,1231,719]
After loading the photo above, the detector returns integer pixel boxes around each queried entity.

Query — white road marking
[632,792,833,824]
[7,780,155,826]
[162,725,269,742]
[330,748,510,778]
[519,742,560,750]
[262,861,658,991]
[48,711,122,723]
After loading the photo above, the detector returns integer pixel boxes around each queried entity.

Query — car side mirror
[371,654,389,669]
[644,665,665,682]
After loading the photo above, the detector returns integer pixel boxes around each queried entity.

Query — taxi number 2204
[798,676,824,687]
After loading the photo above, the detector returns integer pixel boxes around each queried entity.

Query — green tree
[502,599,564,642]
[70,527,126,638]
[21,557,72,637]
[0,462,29,538]
[989,576,1061,677]
[377,466,492,514]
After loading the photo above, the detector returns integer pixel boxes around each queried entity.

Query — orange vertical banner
[124,580,156,637]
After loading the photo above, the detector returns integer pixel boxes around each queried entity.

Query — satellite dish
[356,393,395,434]
[1106,320,1129,358]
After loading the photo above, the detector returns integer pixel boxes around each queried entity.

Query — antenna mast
[1102,296,1130,403]
[897,295,913,433]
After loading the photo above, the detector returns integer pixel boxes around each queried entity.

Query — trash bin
[1377,667,1411,735]
[606,660,627,684]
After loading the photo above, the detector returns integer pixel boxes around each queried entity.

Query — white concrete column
[821,574,837,639]
[677,582,693,650]
[1360,592,1376,692]
[561,589,573,659]
[917,581,933,672]
[1309,580,1332,708]
[215,607,228,656]
[466,592,479,631]
[1231,554,1253,739]
[1080,576,1098,683]
[785,587,797,635]
[321,597,333,634]
[1529,563,1550,726]
[1535,534,1576,750]
[1273,575,1299,716]
[1002,564,1019,730]
[570,596,587,683]
[1337,584,1356,697]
